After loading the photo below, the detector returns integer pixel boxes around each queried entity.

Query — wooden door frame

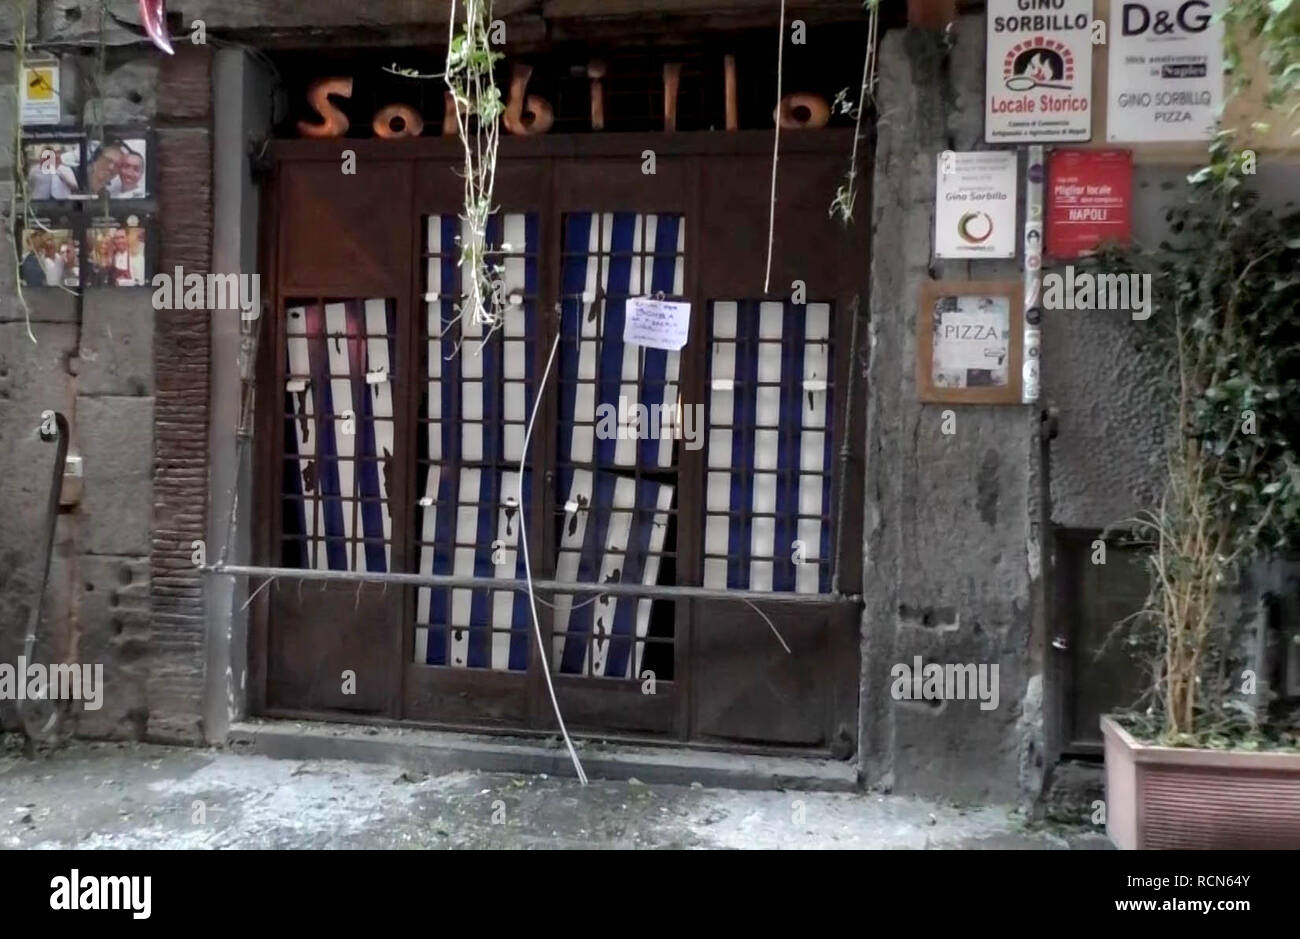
[252,129,869,754]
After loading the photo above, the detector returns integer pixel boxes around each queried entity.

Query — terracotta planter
[1102,715,1300,849]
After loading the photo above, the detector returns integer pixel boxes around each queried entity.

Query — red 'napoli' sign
[1046,149,1133,259]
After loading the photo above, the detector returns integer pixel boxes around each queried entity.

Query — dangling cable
[517,331,587,784]
[21,412,70,739]
[764,0,787,293]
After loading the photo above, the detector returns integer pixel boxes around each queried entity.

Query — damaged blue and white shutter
[414,215,457,665]
[285,299,396,574]
[554,212,682,678]
[416,213,537,671]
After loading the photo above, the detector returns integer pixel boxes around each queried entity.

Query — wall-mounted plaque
[1046,148,1133,260]
[985,0,1094,143]
[916,280,1024,405]
[19,57,61,125]
[935,150,1018,260]
[1106,0,1224,143]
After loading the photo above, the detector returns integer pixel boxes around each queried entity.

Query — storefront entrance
[247,37,871,756]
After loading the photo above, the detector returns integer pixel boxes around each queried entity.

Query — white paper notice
[624,297,691,351]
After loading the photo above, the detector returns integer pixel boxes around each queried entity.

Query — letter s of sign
[298,77,353,138]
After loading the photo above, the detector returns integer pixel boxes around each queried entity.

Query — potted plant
[1100,136,1300,850]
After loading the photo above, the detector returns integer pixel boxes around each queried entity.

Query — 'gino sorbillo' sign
[985,0,1094,143]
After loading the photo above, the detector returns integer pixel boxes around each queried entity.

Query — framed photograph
[85,129,154,200]
[18,217,81,288]
[916,280,1024,404]
[21,132,85,203]
[84,215,153,287]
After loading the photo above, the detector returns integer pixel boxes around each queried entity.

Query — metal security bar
[209,562,861,606]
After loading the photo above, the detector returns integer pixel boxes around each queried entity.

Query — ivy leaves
[1224,0,1300,125]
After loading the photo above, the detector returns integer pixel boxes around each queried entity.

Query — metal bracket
[1040,406,1059,442]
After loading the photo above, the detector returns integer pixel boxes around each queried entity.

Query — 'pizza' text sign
[986,0,1094,143]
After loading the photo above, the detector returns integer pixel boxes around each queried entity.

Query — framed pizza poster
[916,280,1024,405]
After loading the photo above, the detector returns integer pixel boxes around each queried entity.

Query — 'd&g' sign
[1106,0,1224,142]
[986,0,1094,143]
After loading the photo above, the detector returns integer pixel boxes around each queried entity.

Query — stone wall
[861,18,1039,804]
[0,30,212,742]
[1045,161,1300,533]
[862,14,1300,804]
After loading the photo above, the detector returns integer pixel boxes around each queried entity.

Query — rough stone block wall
[0,47,87,734]
[0,29,212,742]
[1045,161,1300,532]
[862,15,1300,805]
[862,18,1041,804]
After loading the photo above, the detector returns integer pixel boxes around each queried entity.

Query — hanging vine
[762,0,786,293]
[89,0,111,205]
[8,0,35,342]
[829,0,880,225]
[443,0,506,348]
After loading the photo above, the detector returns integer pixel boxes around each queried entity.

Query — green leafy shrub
[1107,135,1300,747]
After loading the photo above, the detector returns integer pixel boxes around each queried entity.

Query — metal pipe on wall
[831,294,861,596]
[208,563,862,606]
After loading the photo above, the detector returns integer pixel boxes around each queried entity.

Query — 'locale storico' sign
[986,0,1094,143]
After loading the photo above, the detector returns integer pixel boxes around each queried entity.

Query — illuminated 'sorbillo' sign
[298,58,833,138]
